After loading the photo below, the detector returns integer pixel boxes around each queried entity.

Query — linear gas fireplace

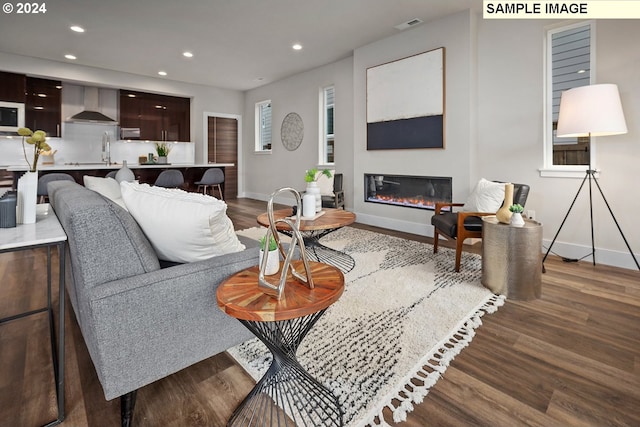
[365,174,452,211]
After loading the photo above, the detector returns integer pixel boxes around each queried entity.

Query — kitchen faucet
[101,131,111,165]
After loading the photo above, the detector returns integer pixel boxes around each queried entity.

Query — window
[320,86,335,164]
[255,100,272,152]
[543,21,594,174]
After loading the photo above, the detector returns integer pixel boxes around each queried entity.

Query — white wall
[352,10,474,235]
[242,57,354,204]
[0,52,244,164]
[241,10,639,269]
[475,18,640,269]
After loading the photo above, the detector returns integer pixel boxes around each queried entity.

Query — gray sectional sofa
[48,180,258,426]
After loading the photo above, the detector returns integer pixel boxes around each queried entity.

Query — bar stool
[194,168,224,199]
[37,173,75,203]
[154,170,184,189]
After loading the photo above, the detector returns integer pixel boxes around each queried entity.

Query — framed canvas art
[366,47,445,150]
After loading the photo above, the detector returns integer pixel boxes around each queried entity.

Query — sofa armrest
[80,246,260,400]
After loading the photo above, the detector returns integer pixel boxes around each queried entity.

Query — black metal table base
[229,311,343,427]
[281,228,355,274]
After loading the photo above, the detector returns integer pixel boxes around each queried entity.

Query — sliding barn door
[207,116,238,199]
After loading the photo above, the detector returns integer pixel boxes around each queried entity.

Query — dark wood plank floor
[1,198,638,426]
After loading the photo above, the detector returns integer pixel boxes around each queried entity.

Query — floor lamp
[543,84,640,271]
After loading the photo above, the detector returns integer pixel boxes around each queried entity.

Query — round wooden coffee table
[256,208,356,272]
[217,261,345,426]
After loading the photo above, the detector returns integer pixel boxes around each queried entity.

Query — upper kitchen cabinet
[25,77,62,137]
[0,71,26,103]
[119,90,190,142]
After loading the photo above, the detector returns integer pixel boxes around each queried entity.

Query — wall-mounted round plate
[281,112,304,151]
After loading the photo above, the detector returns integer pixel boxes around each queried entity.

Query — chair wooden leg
[121,390,137,427]
[216,184,223,200]
[433,230,439,253]
[455,238,464,272]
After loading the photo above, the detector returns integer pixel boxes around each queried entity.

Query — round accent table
[217,260,345,426]
[481,216,543,300]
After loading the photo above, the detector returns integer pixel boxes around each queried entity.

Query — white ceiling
[0,0,480,91]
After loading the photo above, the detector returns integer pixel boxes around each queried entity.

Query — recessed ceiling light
[577,69,586,74]
[34,106,44,110]
[183,51,193,58]
[37,93,47,98]
[70,26,85,33]
[64,54,77,60]
[158,71,167,76]
[292,43,303,51]
[127,94,136,98]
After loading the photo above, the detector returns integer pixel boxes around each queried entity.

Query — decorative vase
[496,183,514,224]
[510,212,525,227]
[157,156,168,164]
[302,193,316,218]
[306,181,322,212]
[260,248,280,276]
[17,171,38,224]
[115,160,135,183]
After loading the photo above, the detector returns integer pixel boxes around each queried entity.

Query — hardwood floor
[1,197,638,427]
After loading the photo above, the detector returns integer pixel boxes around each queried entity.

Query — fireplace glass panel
[365,174,452,210]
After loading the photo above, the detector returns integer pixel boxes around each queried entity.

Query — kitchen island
[7,163,236,198]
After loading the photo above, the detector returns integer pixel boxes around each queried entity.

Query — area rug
[230,226,504,426]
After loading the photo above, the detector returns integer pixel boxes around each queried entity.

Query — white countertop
[0,204,67,251]
[6,163,234,171]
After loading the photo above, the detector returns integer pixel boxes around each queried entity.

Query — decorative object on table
[0,190,17,228]
[281,112,304,151]
[259,235,279,276]
[259,187,314,299]
[155,142,172,164]
[543,84,638,271]
[231,226,505,426]
[496,183,514,224]
[509,203,525,227]
[16,127,50,224]
[302,192,316,218]
[138,155,148,165]
[305,168,332,212]
[115,160,135,183]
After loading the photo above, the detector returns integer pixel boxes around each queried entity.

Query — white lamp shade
[556,84,628,137]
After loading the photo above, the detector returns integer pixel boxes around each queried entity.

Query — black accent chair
[431,183,530,272]
[321,173,345,209]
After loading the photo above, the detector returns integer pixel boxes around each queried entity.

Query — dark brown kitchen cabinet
[25,77,62,137]
[0,71,26,103]
[119,90,190,141]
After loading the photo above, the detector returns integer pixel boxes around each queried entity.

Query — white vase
[510,212,525,227]
[115,160,135,183]
[260,248,280,275]
[306,181,322,212]
[302,193,316,218]
[17,171,38,224]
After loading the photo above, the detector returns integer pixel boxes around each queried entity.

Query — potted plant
[259,235,280,275]
[304,168,332,213]
[155,142,172,164]
[509,203,525,227]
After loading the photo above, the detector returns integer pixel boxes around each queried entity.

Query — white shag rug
[230,226,504,426]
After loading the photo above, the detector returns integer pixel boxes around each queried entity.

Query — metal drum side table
[481,216,543,300]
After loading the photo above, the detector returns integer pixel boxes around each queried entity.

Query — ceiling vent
[394,18,424,31]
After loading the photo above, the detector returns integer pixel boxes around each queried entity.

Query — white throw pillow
[462,178,506,213]
[120,182,245,263]
[315,170,335,196]
[83,175,128,210]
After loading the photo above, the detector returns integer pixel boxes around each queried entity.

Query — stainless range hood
[67,86,117,124]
